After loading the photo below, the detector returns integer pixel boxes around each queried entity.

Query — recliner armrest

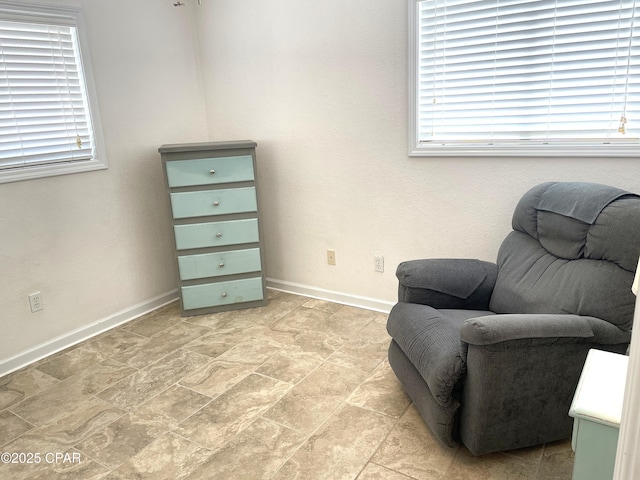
[461,313,631,346]
[396,258,497,309]
[458,312,630,454]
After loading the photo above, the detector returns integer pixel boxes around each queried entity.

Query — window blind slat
[417,0,640,144]
[0,18,95,169]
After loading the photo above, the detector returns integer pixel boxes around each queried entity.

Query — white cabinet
[569,349,628,480]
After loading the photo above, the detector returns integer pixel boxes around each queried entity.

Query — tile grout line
[357,401,417,479]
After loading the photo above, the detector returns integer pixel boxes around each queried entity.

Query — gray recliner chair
[387,182,640,455]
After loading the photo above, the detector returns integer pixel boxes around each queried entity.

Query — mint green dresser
[159,141,267,316]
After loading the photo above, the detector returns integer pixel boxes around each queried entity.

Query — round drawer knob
[213,201,220,207]
[221,292,228,298]
[219,262,225,268]
[216,233,222,238]
[209,169,216,175]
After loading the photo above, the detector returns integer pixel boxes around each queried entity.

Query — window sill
[0,158,108,184]
[409,143,640,158]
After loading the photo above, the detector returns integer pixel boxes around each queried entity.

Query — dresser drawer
[178,248,261,280]
[170,187,257,219]
[165,155,254,187]
[174,218,259,250]
[181,277,264,310]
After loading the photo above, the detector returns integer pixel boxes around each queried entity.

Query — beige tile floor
[0,291,574,479]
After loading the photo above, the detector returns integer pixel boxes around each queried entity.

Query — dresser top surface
[159,140,256,154]
[569,348,629,427]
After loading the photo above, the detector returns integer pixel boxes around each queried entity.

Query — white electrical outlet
[29,292,44,312]
[374,255,384,273]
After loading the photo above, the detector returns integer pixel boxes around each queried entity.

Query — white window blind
[0,2,105,182]
[411,0,640,155]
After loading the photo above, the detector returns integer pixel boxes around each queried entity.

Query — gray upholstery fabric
[537,211,589,259]
[387,181,640,456]
[535,181,632,224]
[461,314,594,345]
[388,340,460,447]
[511,182,640,269]
[387,303,469,407]
[461,314,630,346]
[586,197,640,272]
[490,229,637,330]
[459,341,628,455]
[396,259,497,310]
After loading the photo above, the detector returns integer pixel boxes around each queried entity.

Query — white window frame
[0,1,107,183]
[408,0,640,157]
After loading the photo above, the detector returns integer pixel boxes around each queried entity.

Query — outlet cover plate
[29,292,44,312]
[374,255,384,273]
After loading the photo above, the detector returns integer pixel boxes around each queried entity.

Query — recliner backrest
[489,182,640,330]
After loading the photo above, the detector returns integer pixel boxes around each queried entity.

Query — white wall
[198,0,640,306]
[3,0,640,371]
[0,0,208,368]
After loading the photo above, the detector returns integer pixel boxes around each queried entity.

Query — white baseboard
[266,278,394,314]
[0,289,179,378]
[1,281,393,378]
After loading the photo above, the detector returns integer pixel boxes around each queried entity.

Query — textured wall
[3,0,640,367]
[198,0,640,303]
[0,0,208,361]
